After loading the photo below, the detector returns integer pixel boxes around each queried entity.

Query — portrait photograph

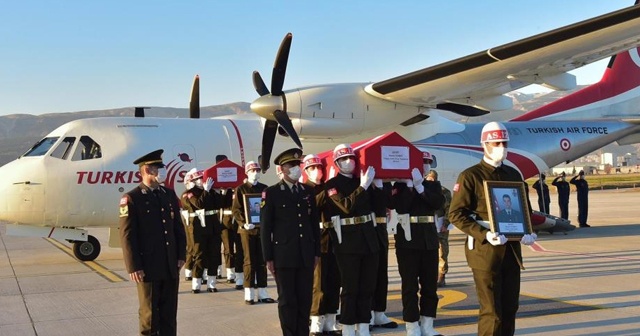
[243,193,262,225]
[483,181,533,240]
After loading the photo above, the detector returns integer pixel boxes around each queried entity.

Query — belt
[375,217,387,224]
[320,222,333,229]
[409,215,435,223]
[188,210,219,217]
[340,214,373,225]
[222,210,233,216]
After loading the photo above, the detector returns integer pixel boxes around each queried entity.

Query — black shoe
[201,279,207,285]
[226,278,236,284]
[235,285,244,290]
[579,223,591,227]
[185,276,192,281]
[207,288,218,293]
[245,300,255,305]
[258,298,276,303]
[376,321,398,328]
[191,289,201,294]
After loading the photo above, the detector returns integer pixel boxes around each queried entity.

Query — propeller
[189,75,200,119]
[250,33,302,172]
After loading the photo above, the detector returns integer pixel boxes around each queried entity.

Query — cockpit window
[72,136,102,161]
[50,137,76,160]
[22,137,60,157]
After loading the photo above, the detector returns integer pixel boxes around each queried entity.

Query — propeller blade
[271,33,292,96]
[273,110,302,149]
[189,75,200,119]
[261,120,279,172]
[252,71,270,96]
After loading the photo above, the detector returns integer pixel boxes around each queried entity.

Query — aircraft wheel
[72,235,101,261]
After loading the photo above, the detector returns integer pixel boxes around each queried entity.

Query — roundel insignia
[560,138,571,151]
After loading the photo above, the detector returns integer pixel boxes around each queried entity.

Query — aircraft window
[22,137,60,157]
[49,137,76,160]
[72,136,102,161]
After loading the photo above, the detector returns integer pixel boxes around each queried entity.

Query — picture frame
[243,193,262,225]
[483,180,533,240]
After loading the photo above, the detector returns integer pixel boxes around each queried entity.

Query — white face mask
[423,164,431,176]
[487,145,508,163]
[155,168,167,184]
[306,167,323,184]
[185,181,195,189]
[338,158,355,174]
[194,179,203,189]
[247,171,260,184]
[287,166,302,181]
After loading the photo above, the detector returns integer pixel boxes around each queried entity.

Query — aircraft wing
[365,5,640,114]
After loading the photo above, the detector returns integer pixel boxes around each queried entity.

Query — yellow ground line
[46,238,125,283]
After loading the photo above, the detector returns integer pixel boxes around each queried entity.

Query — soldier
[426,170,452,288]
[532,174,550,214]
[551,172,570,220]
[215,154,244,289]
[449,121,537,336]
[181,168,223,293]
[232,161,276,305]
[262,148,321,336]
[322,143,379,336]
[389,150,445,336]
[304,154,342,336]
[570,170,590,227]
[119,149,186,336]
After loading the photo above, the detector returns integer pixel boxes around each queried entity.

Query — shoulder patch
[120,196,128,206]
[262,191,266,199]
[453,183,460,192]
[328,188,337,197]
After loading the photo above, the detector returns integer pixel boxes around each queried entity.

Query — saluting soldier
[551,172,570,220]
[232,161,276,305]
[262,148,321,336]
[181,168,223,293]
[389,150,445,336]
[304,154,342,336]
[119,149,186,336]
[322,143,379,336]
[449,122,537,336]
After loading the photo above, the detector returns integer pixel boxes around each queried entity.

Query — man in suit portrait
[497,194,523,223]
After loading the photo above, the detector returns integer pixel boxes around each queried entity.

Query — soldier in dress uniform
[261,148,321,336]
[532,174,551,214]
[232,161,276,305]
[551,172,570,220]
[214,154,244,289]
[389,150,445,336]
[449,122,537,336]
[570,170,590,227]
[181,168,223,293]
[322,143,379,336]
[426,170,452,288]
[119,149,186,336]
[304,154,342,336]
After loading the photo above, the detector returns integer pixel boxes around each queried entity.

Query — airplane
[1,4,640,261]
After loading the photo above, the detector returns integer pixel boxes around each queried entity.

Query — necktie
[292,184,298,194]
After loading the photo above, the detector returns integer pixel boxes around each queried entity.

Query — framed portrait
[483,180,533,240]
[243,193,262,225]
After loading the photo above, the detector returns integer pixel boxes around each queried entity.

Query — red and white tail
[511,47,640,121]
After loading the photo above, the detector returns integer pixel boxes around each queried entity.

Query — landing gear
[72,235,101,261]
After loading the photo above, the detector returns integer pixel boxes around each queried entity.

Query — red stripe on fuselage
[228,120,246,166]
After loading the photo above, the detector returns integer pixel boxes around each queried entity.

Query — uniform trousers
[136,277,179,336]
[221,227,243,273]
[240,232,267,287]
[310,250,340,315]
[183,227,195,271]
[558,199,569,220]
[192,234,221,278]
[372,231,389,312]
[275,266,315,336]
[437,231,450,275]
[577,196,588,225]
[396,247,439,322]
[335,251,379,325]
[471,247,521,336]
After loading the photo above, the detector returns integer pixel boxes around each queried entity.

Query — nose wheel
[72,235,101,261]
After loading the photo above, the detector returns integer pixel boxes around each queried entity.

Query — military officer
[533,173,551,214]
[551,172,570,220]
[262,148,321,336]
[322,143,379,336]
[570,170,590,227]
[389,150,445,336]
[426,170,452,288]
[181,168,223,293]
[119,149,186,336]
[232,161,276,304]
[449,122,537,336]
[304,154,342,336]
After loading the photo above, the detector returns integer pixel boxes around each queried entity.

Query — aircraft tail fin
[511,47,640,121]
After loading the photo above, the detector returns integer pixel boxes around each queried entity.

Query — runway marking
[529,241,640,260]
[45,238,126,283]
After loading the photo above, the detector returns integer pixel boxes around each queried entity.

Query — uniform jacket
[551,177,570,202]
[181,187,223,236]
[305,181,332,253]
[496,208,523,223]
[570,176,589,199]
[448,160,529,272]
[232,181,267,236]
[532,180,550,204]
[218,188,236,230]
[390,180,445,250]
[261,180,321,268]
[119,183,187,280]
[371,182,392,249]
[322,173,379,255]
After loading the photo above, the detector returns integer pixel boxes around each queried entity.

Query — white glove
[360,166,375,189]
[373,179,383,189]
[486,231,508,246]
[243,223,255,230]
[403,179,414,188]
[203,177,214,192]
[411,168,424,186]
[520,233,537,246]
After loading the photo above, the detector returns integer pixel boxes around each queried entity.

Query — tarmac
[0,188,639,336]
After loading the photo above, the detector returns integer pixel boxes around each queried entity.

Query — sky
[0,0,635,116]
